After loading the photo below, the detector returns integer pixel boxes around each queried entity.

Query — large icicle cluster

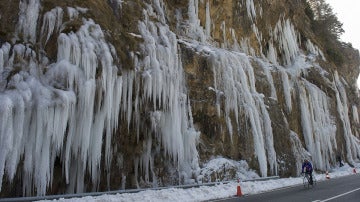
[272,18,300,66]
[0,0,202,195]
[1,0,360,197]
[211,49,277,177]
[179,42,277,177]
[290,131,311,174]
[299,80,337,170]
[0,2,123,195]
[133,1,200,186]
[334,71,360,164]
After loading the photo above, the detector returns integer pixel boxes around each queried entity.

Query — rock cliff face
[0,0,360,197]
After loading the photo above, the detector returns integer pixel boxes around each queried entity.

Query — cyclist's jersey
[302,162,313,172]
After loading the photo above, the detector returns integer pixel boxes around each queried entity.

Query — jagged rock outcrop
[0,0,359,197]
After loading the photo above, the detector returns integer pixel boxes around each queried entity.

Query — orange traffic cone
[353,168,357,174]
[326,171,330,179]
[236,179,243,197]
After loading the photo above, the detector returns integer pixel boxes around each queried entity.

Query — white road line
[316,187,360,202]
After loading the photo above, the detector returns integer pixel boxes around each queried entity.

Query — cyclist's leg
[309,172,313,184]
[304,172,310,184]
[305,173,310,183]
[303,175,307,187]
[303,174,309,188]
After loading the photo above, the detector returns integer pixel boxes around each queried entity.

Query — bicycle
[302,172,316,188]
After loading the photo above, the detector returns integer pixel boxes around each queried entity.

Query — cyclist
[302,159,313,185]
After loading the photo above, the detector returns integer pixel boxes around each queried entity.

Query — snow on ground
[40,162,360,202]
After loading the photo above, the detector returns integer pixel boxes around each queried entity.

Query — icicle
[273,18,300,66]
[240,38,256,56]
[252,24,262,52]
[40,7,64,46]
[334,71,360,164]
[134,0,200,185]
[67,7,79,20]
[267,41,278,65]
[206,46,276,177]
[220,21,227,48]
[246,0,257,21]
[15,0,41,44]
[290,131,311,174]
[205,0,211,37]
[152,0,166,24]
[230,29,241,52]
[305,39,326,61]
[1,5,122,194]
[0,96,13,192]
[299,82,314,154]
[298,79,337,170]
[109,0,124,10]
[187,0,206,42]
[0,43,11,73]
[255,59,277,100]
[352,105,359,124]
[280,68,292,112]
[256,94,277,175]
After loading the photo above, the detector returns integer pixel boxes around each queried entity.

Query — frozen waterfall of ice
[1,0,360,197]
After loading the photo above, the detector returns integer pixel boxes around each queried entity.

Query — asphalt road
[219,174,360,202]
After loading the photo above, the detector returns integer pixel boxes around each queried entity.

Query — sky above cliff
[326,0,360,87]
[326,0,360,51]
